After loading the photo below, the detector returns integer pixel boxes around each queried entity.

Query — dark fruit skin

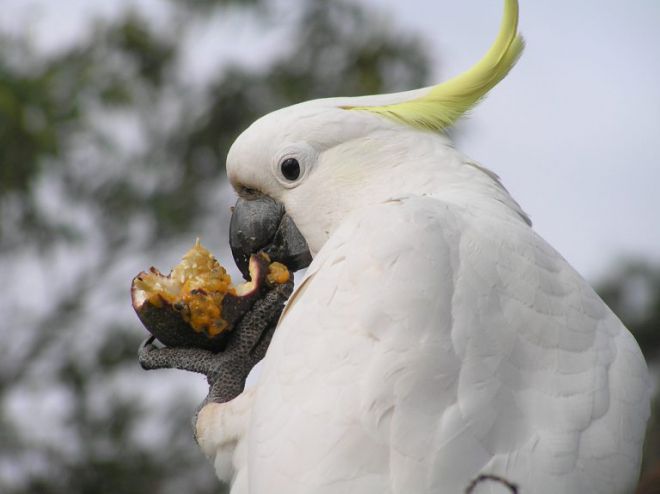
[132,302,229,352]
[132,254,273,352]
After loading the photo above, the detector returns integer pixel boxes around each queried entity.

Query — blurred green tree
[0,1,430,493]
[598,260,660,360]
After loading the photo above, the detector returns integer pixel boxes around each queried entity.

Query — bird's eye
[280,158,300,181]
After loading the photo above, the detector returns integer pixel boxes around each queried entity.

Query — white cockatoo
[140,1,650,492]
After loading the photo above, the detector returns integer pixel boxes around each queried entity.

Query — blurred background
[0,0,658,493]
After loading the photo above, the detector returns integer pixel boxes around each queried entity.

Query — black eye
[280,158,300,181]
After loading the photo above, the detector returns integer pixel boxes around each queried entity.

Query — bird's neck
[370,134,531,227]
[290,131,530,256]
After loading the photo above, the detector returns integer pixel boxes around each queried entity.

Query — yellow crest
[342,0,524,132]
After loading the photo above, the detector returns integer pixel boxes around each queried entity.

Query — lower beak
[229,196,313,279]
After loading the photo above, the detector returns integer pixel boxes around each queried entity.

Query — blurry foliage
[0,0,430,493]
[0,11,180,249]
[168,0,264,15]
[598,260,660,360]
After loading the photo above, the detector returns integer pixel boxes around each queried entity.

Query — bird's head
[227,0,524,278]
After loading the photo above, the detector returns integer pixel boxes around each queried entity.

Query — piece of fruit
[131,239,289,352]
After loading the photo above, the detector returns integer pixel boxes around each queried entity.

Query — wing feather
[248,195,649,494]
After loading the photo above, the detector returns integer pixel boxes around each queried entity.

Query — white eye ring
[272,144,315,188]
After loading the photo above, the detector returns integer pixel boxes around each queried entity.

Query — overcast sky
[3,0,659,281]
[362,0,660,281]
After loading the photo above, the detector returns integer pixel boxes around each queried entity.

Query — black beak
[229,196,313,280]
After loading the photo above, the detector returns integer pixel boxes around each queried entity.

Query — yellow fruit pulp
[267,262,290,285]
[134,239,235,337]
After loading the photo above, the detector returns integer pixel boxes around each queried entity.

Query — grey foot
[137,281,293,403]
[138,336,218,374]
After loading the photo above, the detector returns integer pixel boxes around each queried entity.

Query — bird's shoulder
[292,194,649,492]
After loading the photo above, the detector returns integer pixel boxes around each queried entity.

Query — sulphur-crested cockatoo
[139,1,650,492]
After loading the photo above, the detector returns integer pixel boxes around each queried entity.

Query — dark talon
[138,336,158,370]
[139,335,157,353]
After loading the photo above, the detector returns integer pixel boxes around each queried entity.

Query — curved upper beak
[229,196,313,279]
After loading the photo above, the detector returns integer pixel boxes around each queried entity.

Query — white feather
[235,193,650,493]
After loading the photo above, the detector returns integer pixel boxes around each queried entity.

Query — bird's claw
[136,280,294,403]
[139,335,156,353]
[137,336,158,369]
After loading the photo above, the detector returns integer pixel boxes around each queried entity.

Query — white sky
[3,0,659,281]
